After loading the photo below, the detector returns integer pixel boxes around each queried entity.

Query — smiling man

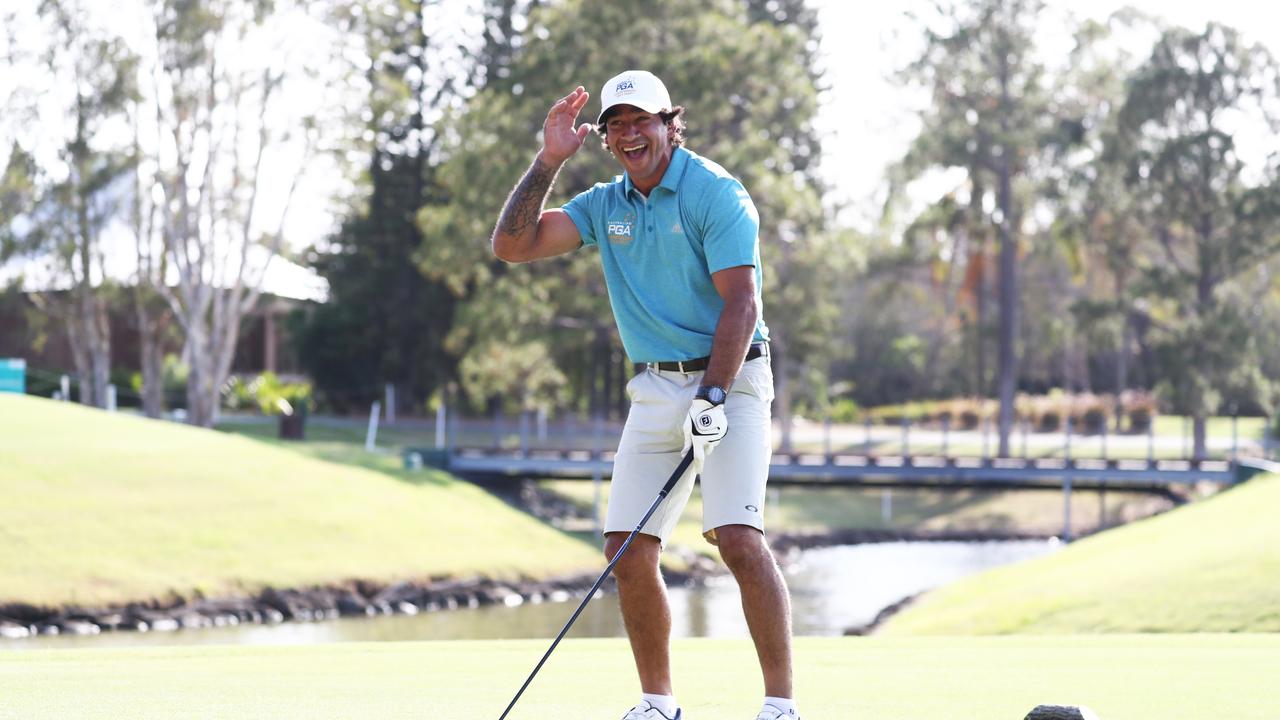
[491,70,798,720]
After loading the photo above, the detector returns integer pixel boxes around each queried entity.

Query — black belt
[644,342,769,373]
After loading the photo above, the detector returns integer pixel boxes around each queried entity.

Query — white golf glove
[682,397,728,475]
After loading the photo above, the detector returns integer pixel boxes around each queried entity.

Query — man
[491,70,799,720]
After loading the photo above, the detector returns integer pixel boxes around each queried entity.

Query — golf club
[497,448,696,720]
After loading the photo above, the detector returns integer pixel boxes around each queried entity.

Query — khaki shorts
[604,356,775,545]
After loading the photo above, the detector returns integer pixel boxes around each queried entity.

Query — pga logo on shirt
[607,218,634,244]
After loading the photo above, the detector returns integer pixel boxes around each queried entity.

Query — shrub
[222,373,312,416]
[1123,391,1158,434]
[1038,410,1061,433]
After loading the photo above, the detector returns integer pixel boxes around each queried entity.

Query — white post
[384,384,395,425]
[366,401,381,451]
[881,488,893,525]
[592,412,604,534]
[537,407,548,443]
[60,375,70,401]
[1063,475,1073,542]
[107,384,117,412]
[435,401,447,450]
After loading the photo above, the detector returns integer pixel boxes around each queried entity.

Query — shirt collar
[622,146,690,198]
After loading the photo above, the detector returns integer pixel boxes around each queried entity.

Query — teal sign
[0,359,25,393]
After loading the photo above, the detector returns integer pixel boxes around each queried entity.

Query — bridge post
[1064,417,1072,461]
[901,417,909,457]
[1231,413,1238,461]
[1021,418,1028,458]
[592,411,604,534]
[942,415,950,458]
[1062,475,1073,542]
[1147,419,1155,462]
[824,415,832,459]
[982,415,990,459]
[864,417,873,455]
[435,399,446,450]
[519,410,530,458]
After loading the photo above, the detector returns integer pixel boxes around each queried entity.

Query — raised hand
[541,86,593,166]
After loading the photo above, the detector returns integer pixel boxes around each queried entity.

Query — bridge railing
[400,406,1278,464]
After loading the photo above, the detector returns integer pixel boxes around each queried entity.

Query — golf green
[1,634,1275,718]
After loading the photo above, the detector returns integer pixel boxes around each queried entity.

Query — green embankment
[885,472,1280,634]
[1,635,1276,719]
[0,395,599,607]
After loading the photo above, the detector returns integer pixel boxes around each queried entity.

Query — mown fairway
[2,635,1277,719]
[885,473,1280,634]
[0,395,599,606]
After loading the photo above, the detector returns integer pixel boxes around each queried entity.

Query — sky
[810,0,1280,227]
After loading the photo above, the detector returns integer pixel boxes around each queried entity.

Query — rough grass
[884,473,1280,634]
[0,395,599,607]
[1,635,1276,719]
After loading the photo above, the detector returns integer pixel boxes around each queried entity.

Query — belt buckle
[677,360,688,373]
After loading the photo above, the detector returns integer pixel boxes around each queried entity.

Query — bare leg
[714,524,793,698]
[606,532,673,696]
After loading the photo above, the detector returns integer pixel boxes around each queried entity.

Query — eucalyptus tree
[1119,23,1280,457]
[140,0,323,427]
[3,0,138,408]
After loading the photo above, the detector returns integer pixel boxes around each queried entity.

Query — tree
[295,0,528,414]
[896,0,1051,455]
[2,0,137,408]
[1119,23,1280,457]
[418,0,843,427]
[142,0,317,427]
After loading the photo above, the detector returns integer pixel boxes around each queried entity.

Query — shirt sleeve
[699,177,760,273]
[561,185,599,247]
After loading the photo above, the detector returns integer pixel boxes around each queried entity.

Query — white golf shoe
[620,700,682,720]
[755,704,799,720]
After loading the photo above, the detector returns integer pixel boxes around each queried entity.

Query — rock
[0,622,31,639]
[55,619,101,635]
[335,593,374,617]
[1024,705,1101,720]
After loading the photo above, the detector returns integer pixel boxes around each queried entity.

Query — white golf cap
[597,70,673,124]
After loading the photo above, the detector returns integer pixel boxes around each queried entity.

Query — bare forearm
[492,152,561,259]
[703,294,758,390]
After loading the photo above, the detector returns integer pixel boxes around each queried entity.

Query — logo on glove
[699,415,712,428]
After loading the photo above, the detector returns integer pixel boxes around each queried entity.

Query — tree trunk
[995,38,1018,458]
[1115,274,1130,431]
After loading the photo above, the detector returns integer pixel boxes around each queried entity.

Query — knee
[604,533,661,583]
[714,525,771,573]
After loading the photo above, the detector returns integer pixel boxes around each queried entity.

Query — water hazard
[10,540,1056,650]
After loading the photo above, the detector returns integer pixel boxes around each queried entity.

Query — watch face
[701,385,727,404]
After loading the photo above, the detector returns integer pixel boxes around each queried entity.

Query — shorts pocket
[730,359,775,403]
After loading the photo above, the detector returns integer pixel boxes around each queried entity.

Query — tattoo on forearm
[498,158,557,237]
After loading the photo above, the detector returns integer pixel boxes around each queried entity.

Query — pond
[9,540,1058,650]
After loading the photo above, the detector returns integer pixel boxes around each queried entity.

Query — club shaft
[498,450,694,720]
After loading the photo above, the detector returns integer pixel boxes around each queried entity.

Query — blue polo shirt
[562,147,770,363]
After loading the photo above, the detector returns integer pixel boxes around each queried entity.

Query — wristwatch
[695,385,727,406]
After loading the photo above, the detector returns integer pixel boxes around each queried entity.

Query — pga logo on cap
[616,79,636,93]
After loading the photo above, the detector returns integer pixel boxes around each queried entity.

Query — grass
[0,395,600,607]
[884,473,1280,634]
[1,635,1277,718]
